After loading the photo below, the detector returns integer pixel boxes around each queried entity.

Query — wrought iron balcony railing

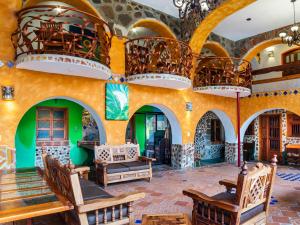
[194,57,252,89]
[125,37,193,79]
[11,5,112,67]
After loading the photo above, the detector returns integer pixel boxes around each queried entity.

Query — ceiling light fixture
[173,0,214,20]
[279,0,300,46]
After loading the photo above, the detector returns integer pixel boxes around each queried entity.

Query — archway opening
[241,108,300,164]
[194,111,226,167]
[125,105,182,165]
[15,98,105,169]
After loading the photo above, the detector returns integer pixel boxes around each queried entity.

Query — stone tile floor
[13,163,300,225]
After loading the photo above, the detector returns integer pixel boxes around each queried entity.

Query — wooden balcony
[193,57,252,98]
[11,5,112,79]
[125,37,193,90]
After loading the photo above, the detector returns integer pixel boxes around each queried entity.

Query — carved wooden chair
[42,153,145,225]
[183,156,277,225]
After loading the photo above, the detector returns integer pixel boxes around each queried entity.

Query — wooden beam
[252,62,300,76]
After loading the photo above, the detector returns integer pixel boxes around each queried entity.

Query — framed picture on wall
[105,83,129,120]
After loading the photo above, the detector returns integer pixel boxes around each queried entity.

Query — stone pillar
[225,142,243,164]
[171,144,194,169]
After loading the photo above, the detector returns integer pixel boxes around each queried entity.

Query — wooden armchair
[43,153,145,225]
[183,156,278,225]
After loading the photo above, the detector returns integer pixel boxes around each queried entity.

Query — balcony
[125,37,193,90]
[12,5,112,79]
[193,57,252,98]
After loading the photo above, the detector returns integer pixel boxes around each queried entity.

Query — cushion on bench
[80,178,113,201]
[121,161,150,171]
[240,203,265,224]
[106,163,130,174]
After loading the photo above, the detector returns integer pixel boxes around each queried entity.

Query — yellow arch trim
[189,0,255,54]
[202,41,230,57]
[242,38,282,62]
[130,18,177,39]
[24,0,102,19]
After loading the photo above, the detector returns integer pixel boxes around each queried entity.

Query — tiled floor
[14,163,300,225]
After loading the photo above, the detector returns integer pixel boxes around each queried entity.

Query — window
[282,48,300,76]
[287,113,300,137]
[245,121,255,135]
[211,119,222,143]
[36,107,68,141]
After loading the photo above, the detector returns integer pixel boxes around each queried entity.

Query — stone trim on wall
[36,145,70,168]
[171,144,194,169]
[0,146,16,170]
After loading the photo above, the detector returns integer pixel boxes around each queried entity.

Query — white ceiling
[134,0,300,42]
[213,0,300,41]
[133,0,179,18]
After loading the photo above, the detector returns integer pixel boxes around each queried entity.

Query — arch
[189,0,255,54]
[242,38,282,62]
[128,18,177,39]
[16,96,107,144]
[202,41,230,57]
[210,109,236,143]
[24,0,103,19]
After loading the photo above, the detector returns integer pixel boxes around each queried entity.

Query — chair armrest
[139,156,156,162]
[77,191,145,213]
[183,189,239,213]
[95,160,108,167]
[219,179,237,192]
[74,166,90,180]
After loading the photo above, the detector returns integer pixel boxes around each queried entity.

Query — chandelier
[279,0,300,46]
[173,0,215,20]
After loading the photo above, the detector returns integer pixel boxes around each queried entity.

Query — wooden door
[260,115,281,161]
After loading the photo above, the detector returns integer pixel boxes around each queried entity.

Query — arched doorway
[15,97,105,169]
[125,104,182,165]
[194,111,226,166]
[241,108,300,163]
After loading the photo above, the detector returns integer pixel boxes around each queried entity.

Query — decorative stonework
[127,73,192,90]
[225,142,237,164]
[0,146,16,170]
[35,145,70,168]
[90,0,181,37]
[194,111,225,166]
[249,88,300,98]
[16,54,112,80]
[82,110,100,141]
[194,86,251,98]
[171,144,194,169]
[243,117,259,160]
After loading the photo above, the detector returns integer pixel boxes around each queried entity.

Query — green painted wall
[15,99,85,168]
[135,114,146,155]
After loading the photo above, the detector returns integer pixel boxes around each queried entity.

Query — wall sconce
[186,102,193,111]
[2,86,14,100]
[266,47,275,58]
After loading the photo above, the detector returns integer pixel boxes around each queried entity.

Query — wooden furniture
[95,143,154,187]
[183,156,277,225]
[285,144,300,165]
[0,168,73,224]
[142,214,192,225]
[43,153,145,225]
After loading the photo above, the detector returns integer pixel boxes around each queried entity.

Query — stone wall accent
[194,111,225,166]
[234,22,300,58]
[171,144,194,169]
[89,0,181,37]
[82,110,100,141]
[207,33,235,57]
[35,145,70,168]
[225,142,243,164]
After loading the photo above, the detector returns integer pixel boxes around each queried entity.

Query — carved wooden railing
[125,37,193,79]
[11,5,113,67]
[194,57,252,89]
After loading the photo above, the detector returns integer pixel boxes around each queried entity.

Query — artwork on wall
[105,83,129,120]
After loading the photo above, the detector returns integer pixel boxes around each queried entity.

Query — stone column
[171,144,194,169]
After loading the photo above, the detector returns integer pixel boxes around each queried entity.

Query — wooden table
[0,168,73,224]
[142,214,192,225]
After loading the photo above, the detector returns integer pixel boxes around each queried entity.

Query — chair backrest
[94,143,140,163]
[42,153,84,206]
[236,156,277,214]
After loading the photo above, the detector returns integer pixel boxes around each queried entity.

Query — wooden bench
[285,144,300,166]
[95,143,154,187]
[43,153,145,225]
